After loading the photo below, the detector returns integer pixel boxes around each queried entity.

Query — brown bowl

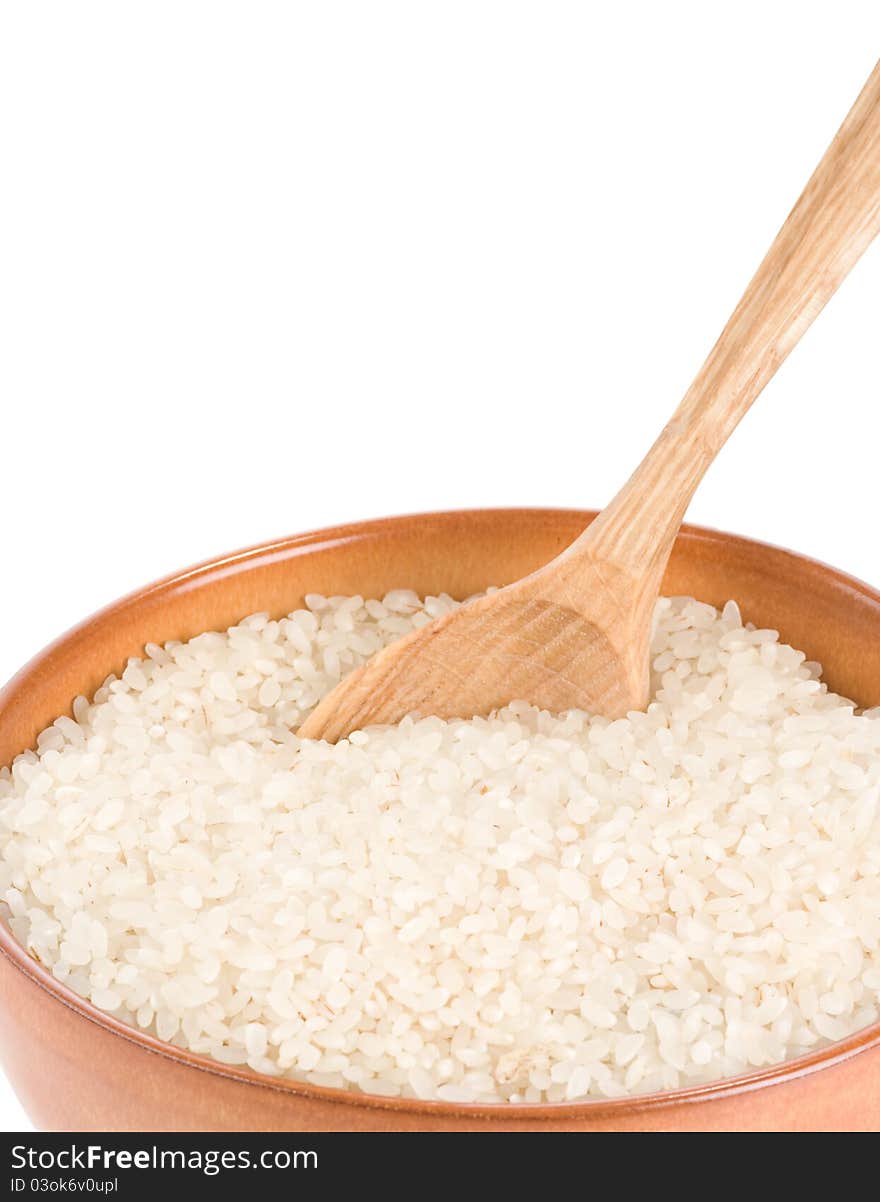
[2,508,880,1131]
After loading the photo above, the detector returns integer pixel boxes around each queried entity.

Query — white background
[2,2,880,1131]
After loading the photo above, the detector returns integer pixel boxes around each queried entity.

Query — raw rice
[1,591,879,1103]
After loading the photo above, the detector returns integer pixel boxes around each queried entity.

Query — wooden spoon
[299,60,880,744]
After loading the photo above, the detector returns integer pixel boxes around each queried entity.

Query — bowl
[1,508,880,1131]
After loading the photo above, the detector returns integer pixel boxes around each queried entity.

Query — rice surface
[2,590,880,1103]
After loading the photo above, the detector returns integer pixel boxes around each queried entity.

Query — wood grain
[300,60,880,742]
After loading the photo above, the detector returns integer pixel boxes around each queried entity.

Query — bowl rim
[2,506,880,1121]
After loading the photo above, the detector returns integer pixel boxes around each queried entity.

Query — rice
[1,590,880,1103]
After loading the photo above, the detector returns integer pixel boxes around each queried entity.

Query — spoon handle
[587,57,880,573]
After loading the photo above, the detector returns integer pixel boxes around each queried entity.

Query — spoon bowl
[300,557,651,742]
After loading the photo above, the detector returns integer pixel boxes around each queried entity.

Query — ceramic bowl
[2,509,879,1130]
